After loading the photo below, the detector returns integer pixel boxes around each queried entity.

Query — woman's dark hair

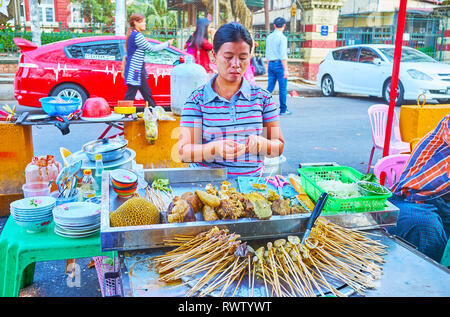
[190,17,210,49]
[213,22,253,53]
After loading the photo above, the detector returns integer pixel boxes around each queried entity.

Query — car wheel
[51,83,88,105]
[383,80,404,106]
[321,75,335,97]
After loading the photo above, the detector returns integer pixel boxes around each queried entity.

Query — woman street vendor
[177,22,284,178]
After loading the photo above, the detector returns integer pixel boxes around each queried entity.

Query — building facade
[18,0,85,28]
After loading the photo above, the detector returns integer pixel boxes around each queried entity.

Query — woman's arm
[178,127,246,162]
[178,126,216,162]
[135,32,172,52]
[246,121,284,158]
[202,38,213,51]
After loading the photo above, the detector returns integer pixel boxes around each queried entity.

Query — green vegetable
[152,178,171,192]
[359,182,388,194]
[361,173,379,183]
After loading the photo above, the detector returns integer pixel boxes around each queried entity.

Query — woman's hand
[168,39,174,46]
[245,135,266,155]
[213,139,246,160]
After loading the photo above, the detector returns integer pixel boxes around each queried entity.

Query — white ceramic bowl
[13,216,53,233]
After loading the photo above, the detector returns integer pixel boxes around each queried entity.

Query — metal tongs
[300,192,329,245]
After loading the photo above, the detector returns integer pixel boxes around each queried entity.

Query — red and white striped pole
[381,0,408,186]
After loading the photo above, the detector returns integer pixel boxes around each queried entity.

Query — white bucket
[262,155,286,177]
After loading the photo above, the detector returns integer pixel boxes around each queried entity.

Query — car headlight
[407,69,433,81]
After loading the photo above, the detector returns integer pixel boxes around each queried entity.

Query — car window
[144,44,181,65]
[358,48,381,64]
[332,49,343,60]
[65,41,122,61]
[379,47,436,63]
[339,48,359,62]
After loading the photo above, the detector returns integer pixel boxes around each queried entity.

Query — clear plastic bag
[153,106,175,121]
[143,107,158,144]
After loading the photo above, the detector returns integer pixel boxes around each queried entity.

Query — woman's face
[214,40,251,83]
[135,19,146,32]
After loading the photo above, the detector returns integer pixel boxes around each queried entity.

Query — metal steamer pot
[82,138,128,162]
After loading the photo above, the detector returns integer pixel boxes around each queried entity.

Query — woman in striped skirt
[123,13,173,106]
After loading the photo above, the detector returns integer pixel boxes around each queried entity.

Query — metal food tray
[100,168,399,252]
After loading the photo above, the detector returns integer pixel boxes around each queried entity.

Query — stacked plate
[10,196,56,233]
[52,202,101,238]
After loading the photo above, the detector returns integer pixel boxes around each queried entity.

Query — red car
[14,35,187,108]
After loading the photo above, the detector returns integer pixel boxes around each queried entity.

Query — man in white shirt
[265,17,291,115]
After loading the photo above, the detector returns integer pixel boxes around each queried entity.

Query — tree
[71,0,115,25]
[0,0,14,25]
[264,0,269,32]
[127,0,177,28]
[29,0,41,45]
[201,0,253,30]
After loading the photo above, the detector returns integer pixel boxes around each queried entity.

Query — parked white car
[317,44,450,105]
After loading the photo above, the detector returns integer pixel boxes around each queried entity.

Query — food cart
[98,166,450,297]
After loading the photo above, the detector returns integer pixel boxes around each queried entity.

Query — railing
[336,14,447,61]
[253,30,305,59]
[0,24,305,59]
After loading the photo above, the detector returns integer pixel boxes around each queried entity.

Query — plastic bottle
[80,169,97,201]
[94,154,104,196]
[170,55,208,115]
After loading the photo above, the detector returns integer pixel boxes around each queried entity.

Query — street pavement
[0,93,400,297]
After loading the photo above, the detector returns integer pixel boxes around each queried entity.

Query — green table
[0,216,111,297]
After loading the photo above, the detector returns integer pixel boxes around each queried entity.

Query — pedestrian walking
[265,17,291,115]
[123,13,173,107]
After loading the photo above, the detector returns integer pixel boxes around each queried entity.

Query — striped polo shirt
[180,75,280,177]
[125,30,169,86]
[391,114,449,202]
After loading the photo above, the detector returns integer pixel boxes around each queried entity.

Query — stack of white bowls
[10,196,56,233]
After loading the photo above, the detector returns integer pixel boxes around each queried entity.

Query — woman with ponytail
[123,13,173,106]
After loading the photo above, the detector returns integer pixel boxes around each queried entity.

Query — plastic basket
[93,254,122,297]
[297,166,392,214]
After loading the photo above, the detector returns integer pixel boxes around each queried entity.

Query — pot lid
[83,138,128,154]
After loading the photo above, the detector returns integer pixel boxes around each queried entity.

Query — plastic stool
[441,240,450,269]
[0,216,111,297]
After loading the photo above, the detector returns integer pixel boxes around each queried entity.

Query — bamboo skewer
[152,221,387,297]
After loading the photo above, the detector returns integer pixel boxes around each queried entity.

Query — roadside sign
[321,25,329,36]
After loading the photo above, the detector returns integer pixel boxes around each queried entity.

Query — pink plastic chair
[367,104,410,173]
[373,154,410,188]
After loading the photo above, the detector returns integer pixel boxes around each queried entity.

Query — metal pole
[381,0,408,185]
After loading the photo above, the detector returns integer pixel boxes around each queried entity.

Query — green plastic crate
[297,166,392,214]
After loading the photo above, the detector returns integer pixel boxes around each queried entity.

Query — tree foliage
[127,0,177,28]
[71,0,115,25]
[201,0,252,29]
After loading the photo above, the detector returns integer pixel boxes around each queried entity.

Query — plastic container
[95,154,104,196]
[80,169,97,201]
[262,155,286,177]
[297,165,392,214]
[52,190,79,206]
[25,155,61,192]
[22,182,51,198]
[170,55,208,115]
[39,96,81,116]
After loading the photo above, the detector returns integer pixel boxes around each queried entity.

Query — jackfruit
[110,197,160,227]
